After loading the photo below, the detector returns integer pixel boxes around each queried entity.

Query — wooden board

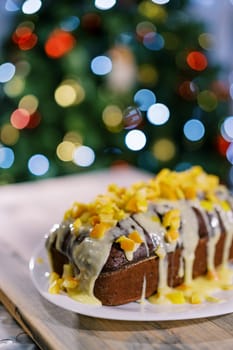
[1,167,233,350]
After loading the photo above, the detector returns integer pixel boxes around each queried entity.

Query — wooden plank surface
[1,167,233,350]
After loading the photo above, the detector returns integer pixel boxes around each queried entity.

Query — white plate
[29,238,233,321]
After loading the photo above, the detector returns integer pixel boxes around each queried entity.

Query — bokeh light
[60,16,80,31]
[183,119,205,141]
[94,0,116,10]
[5,0,20,11]
[3,76,25,97]
[186,51,208,71]
[73,146,95,167]
[143,32,164,51]
[18,94,39,114]
[28,154,49,176]
[56,141,75,162]
[125,129,146,151]
[197,90,218,112]
[226,143,233,165]
[10,108,30,129]
[0,146,15,169]
[0,124,19,145]
[138,64,158,85]
[13,22,38,50]
[123,106,143,130]
[152,138,176,161]
[0,63,16,83]
[147,103,170,125]
[102,105,123,131]
[54,80,85,107]
[91,56,112,75]
[178,80,198,101]
[152,0,170,3]
[134,89,156,111]
[198,33,215,50]
[45,30,76,58]
[22,0,42,14]
[221,116,233,141]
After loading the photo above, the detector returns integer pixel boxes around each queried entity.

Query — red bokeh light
[45,30,76,58]
[12,26,38,50]
[178,80,198,101]
[216,135,230,156]
[10,109,30,129]
[186,51,208,71]
[26,111,41,129]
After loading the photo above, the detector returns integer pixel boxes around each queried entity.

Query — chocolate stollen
[45,166,233,306]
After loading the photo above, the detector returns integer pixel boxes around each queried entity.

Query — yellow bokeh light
[152,138,176,162]
[56,141,76,161]
[197,90,218,112]
[163,32,180,50]
[102,105,123,128]
[138,1,167,22]
[63,131,83,145]
[138,64,158,85]
[0,123,20,145]
[3,76,25,97]
[18,94,39,114]
[54,80,85,107]
[198,33,215,50]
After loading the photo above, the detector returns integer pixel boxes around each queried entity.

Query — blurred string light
[134,89,156,111]
[0,63,16,83]
[56,141,76,162]
[60,16,80,31]
[197,90,217,112]
[147,103,170,125]
[0,124,19,145]
[28,154,49,176]
[22,0,42,15]
[10,108,30,129]
[125,129,146,151]
[226,143,233,165]
[138,64,158,85]
[183,119,205,141]
[0,146,15,169]
[221,116,233,141]
[152,0,170,4]
[5,0,20,12]
[102,105,123,132]
[91,56,112,75]
[138,1,167,21]
[45,30,76,58]
[143,32,164,51]
[186,51,208,71]
[94,0,116,10]
[152,138,176,161]
[4,76,25,97]
[12,21,38,50]
[54,80,85,107]
[73,146,95,167]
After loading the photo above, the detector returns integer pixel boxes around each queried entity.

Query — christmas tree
[0,0,231,185]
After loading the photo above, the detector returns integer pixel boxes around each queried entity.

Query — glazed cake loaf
[46,166,233,306]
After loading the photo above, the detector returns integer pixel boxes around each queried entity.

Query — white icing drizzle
[207,211,221,272]
[176,200,199,285]
[216,203,233,266]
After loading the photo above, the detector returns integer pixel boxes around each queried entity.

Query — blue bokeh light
[0,147,15,169]
[183,119,205,141]
[28,154,49,176]
[0,62,16,83]
[91,56,112,76]
[134,89,156,111]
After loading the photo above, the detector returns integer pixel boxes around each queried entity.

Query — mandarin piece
[46,166,233,306]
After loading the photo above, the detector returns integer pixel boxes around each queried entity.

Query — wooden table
[1,166,233,350]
